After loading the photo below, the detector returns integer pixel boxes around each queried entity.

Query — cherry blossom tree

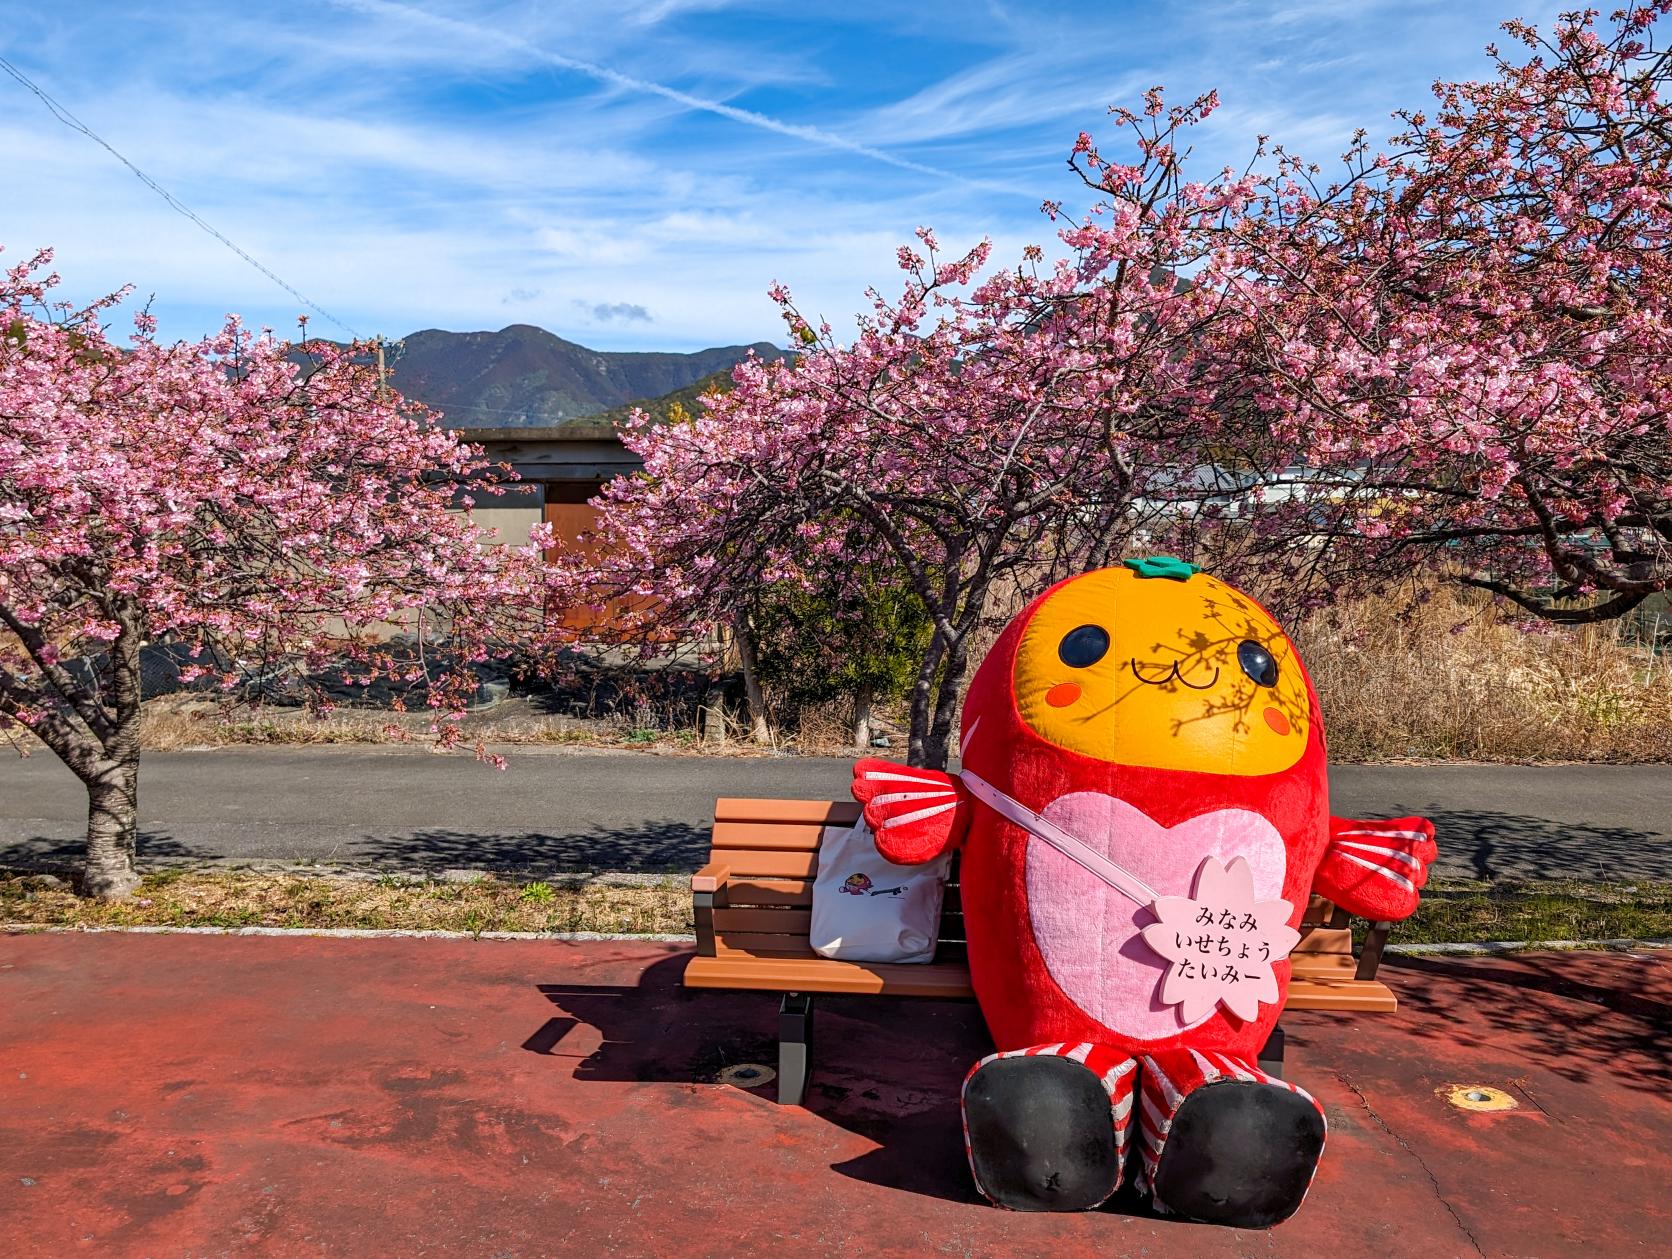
[572,3,1672,771]
[0,251,550,897]
[1162,3,1672,622]
[568,95,1245,769]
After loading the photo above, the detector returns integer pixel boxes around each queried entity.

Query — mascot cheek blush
[852,560,1437,1227]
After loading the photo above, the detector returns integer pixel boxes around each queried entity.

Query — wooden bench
[684,797,1399,1104]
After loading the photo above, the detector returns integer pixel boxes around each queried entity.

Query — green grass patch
[0,870,691,936]
[1387,878,1672,945]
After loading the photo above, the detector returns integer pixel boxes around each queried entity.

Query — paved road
[3,746,1669,881]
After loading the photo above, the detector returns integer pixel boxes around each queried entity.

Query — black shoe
[1150,1080,1325,1228]
[962,1054,1123,1212]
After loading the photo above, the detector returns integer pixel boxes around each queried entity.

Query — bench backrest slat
[715,798,861,826]
[711,821,827,849]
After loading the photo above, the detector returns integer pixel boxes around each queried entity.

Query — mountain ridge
[385,323,784,427]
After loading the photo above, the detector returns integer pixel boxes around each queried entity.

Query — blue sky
[2,1,1560,352]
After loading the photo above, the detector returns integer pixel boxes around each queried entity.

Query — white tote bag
[809,817,951,964]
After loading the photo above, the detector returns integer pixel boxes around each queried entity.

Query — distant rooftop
[445,419,623,443]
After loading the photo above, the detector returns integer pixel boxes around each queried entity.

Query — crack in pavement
[1337,1072,1486,1257]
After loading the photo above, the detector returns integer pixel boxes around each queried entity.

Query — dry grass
[0,870,692,935]
[787,697,859,755]
[130,588,1671,764]
[136,699,727,755]
[1298,590,1672,762]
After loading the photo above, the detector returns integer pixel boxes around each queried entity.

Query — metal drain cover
[715,1063,777,1088]
[1441,1083,1520,1113]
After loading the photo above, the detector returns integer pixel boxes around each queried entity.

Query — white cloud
[1,0,1567,355]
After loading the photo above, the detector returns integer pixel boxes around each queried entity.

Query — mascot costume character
[852,559,1436,1227]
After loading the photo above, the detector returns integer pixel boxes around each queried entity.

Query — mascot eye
[1237,640,1279,688]
[1058,625,1111,668]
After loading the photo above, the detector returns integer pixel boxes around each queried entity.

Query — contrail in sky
[332,0,1018,192]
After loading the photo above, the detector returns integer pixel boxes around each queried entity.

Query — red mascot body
[852,561,1436,1227]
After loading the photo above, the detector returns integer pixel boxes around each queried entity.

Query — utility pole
[374,334,389,402]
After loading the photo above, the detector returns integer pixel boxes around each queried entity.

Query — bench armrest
[691,863,730,956]
[691,862,730,895]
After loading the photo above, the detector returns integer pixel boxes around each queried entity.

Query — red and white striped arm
[850,758,971,864]
[1313,815,1438,922]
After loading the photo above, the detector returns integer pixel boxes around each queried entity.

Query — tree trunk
[81,603,145,899]
[852,681,875,750]
[700,681,729,745]
[81,756,142,900]
[732,614,772,745]
[923,630,973,771]
[905,629,950,767]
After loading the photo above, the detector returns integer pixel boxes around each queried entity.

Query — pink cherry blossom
[1,253,552,897]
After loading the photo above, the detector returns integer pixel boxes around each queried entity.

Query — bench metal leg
[1258,1023,1285,1079]
[1357,921,1392,980]
[778,993,813,1105]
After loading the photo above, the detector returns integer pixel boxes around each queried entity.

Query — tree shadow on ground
[1373,950,1672,1096]
[1421,808,1670,882]
[0,830,216,874]
[348,822,710,874]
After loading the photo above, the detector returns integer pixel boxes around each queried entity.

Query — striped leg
[1136,1049,1327,1229]
[961,1042,1137,1211]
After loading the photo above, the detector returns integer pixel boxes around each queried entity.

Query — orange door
[542,488,655,634]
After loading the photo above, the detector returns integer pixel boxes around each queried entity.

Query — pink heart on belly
[1024,792,1289,1042]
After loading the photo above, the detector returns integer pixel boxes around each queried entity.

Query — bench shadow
[525,952,994,1204]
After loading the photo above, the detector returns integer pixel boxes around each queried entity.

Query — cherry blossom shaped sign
[1139,855,1301,1024]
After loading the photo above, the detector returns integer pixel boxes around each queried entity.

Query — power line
[0,55,359,339]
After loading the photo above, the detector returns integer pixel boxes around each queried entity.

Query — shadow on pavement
[522,947,1672,1210]
[524,953,995,1205]
[1425,808,1669,882]
[1383,951,1672,1095]
[1,830,215,872]
[351,822,710,874]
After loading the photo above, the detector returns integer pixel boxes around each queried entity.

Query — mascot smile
[852,559,1436,1227]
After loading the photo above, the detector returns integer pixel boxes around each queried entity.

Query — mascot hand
[1313,815,1438,922]
[851,759,971,864]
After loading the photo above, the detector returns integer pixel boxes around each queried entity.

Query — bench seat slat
[712,932,828,955]
[1287,977,1397,1013]
[687,952,976,998]
[687,951,1393,1011]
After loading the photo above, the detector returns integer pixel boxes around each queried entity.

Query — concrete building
[453,421,642,554]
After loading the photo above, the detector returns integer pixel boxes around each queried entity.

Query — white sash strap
[960,769,1158,908]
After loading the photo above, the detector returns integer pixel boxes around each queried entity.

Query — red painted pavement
[1,933,1667,1257]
